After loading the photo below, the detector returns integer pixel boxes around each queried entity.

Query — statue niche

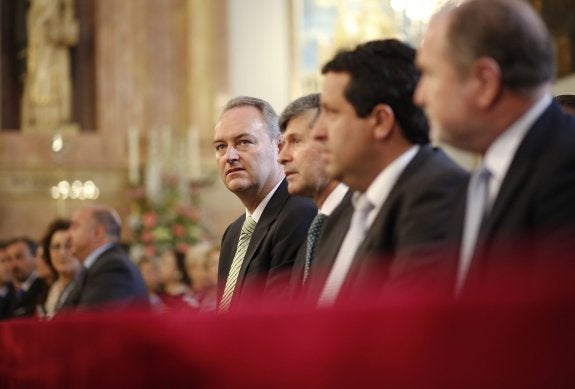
[21,0,79,132]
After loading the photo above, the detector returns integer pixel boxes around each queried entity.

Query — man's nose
[225,146,239,162]
[278,143,290,165]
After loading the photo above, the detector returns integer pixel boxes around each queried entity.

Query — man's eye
[237,140,253,149]
[215,144,225,151]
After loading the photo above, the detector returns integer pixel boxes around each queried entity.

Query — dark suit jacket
[5,277,46,318]
[307,145,468,303]
[61,244,149,312]
[0,284,15,320]
[217,179,317,309]
[452,101,575,295]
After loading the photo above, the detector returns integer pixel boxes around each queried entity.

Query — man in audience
[4,237,45,317]
[414,0,575,295]
[309,39,467,306]
[0,242,15,319]
[277,93,349,298]
[61,205,148,311]
[213,96,316,310]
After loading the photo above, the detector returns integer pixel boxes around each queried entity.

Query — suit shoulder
[409,146,469,185]
[283,195,317,213]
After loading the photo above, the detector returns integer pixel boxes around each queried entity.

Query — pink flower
[176,204,199,221]
[172,224,186,237]
[141,231,154,243]
[142,211,157,228]
[176,243,189,254]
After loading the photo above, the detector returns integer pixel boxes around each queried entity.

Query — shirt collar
[84,242,115,269]
[319,183,349,216]
[246,179,283,223]
[19,271,38,292]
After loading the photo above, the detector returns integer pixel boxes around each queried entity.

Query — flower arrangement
[129,174,209,260]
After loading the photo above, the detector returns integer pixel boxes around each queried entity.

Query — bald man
[60,206,148,312]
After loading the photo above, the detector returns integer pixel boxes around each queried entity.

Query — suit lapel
[484,103,556,238]
[236,180,290,286]
[352,146,430,264]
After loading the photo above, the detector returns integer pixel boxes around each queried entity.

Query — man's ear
[472,57,503,109]
[274,134,283,151]
[91,222,105,242]
[370,103,395,141]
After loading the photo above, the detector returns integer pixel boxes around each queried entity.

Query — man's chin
[286,182,304,196]
[226,179,251,194]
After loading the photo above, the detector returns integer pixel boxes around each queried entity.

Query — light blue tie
[319,195,374,306]
[457,165,491,292]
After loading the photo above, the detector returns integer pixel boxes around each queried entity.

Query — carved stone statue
[21,0,79,132]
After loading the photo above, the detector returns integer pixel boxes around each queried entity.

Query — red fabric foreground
[1,293,574,388]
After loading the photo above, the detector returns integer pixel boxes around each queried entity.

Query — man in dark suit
[309,39,468,306]
[213,96,316,310]
[415,0,575,295]
[61,205,148,311]
[0,242,15,319]
[4,237,45,318]
[277,93,349,298]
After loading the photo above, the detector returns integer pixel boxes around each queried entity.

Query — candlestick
[128,126,140,185]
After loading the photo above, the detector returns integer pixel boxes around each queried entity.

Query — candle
[146,127,162,205]
[188,127,202,180]
[127,126,140,185]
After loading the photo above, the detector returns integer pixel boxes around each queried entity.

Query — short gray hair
[444,0,555,94]
[91,206,121,239]
[222,96,281,140]
[279,93,320,133]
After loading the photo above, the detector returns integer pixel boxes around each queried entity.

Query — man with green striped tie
[213,96,316,311]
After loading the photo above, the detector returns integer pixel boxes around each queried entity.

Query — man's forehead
[285,110,317,135]
[215,114,267,139]
[8,241,29,254]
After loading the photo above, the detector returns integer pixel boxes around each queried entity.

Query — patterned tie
[219,216,256,311]
[319,195,374,306]
[302,212,328,285]
[457,164,492,293]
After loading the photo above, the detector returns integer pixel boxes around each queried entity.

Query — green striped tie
[219,216,256,311]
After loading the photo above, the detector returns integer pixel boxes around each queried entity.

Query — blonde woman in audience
[138,257,165,312]
[201,243,220,311]
[185,241,214,309]
[42,219,81,318]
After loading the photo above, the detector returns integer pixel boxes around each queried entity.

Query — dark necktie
[302,213,328,285]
